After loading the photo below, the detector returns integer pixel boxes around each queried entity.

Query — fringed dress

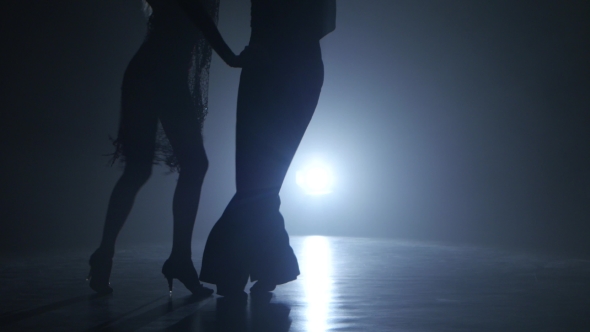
[110,0,220,172]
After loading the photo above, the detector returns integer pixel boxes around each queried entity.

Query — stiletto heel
[162,257,213,297]
[87,248,114,294]
[167,277,173,295]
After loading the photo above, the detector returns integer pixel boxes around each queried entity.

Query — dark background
[1,0,588,257]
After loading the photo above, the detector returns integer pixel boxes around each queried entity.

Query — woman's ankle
[95,245,115,258]
[169,247,191,260]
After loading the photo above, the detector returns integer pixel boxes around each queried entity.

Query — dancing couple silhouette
[87,0,336,298]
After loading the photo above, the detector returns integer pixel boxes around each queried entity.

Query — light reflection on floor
[300,236,333,332]
[0,236,589,331]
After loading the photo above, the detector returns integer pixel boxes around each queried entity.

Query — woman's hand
[175,0,241,69]
[225,53,242,68]
[237,44,271,68]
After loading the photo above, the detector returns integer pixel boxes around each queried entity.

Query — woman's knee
[179,153,209,181]
[122,162,152,185]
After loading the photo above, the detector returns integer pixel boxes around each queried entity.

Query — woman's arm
[175,0,241,67]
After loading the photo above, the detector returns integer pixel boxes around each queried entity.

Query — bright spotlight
[296,162,334,195]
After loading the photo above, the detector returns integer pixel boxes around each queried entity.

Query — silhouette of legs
[91,159,152,293]
[157,77,212,296]
[201,41,324,293]
[98,64,159,254]
[91,47,210,293]
[159,139,211,296]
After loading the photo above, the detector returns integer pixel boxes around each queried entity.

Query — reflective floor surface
[1,236,589,331]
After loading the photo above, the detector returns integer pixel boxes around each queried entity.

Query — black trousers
[200,41,324,287]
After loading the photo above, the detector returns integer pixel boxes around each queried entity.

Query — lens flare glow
[296,163,334,195]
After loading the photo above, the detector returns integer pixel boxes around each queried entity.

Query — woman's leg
[99,66,160,253]
[169,149,208,258]
[163,130,208,259]
[89,59,158,293]
[90,160,153,294]
[99,161,153,252]
[158,85,209,259]
[157,81,213,296]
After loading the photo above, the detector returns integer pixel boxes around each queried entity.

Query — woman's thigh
[157,82,207,170]
[118,76,159,164]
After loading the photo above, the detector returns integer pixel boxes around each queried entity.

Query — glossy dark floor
[1,236,589,331]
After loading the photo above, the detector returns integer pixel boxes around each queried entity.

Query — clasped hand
[227,44,271,68]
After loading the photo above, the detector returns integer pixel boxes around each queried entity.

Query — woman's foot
[162,256,213,297]
[87,248,114,294]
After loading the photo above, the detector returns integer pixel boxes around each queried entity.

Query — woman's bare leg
[99,162,152,252]
[159,87,209,259]
[169,144,208,258]
[89,159,153,294]
[158,86,213,296]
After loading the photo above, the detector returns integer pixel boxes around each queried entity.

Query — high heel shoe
[161,257,213,297]
[87,248,114,294]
